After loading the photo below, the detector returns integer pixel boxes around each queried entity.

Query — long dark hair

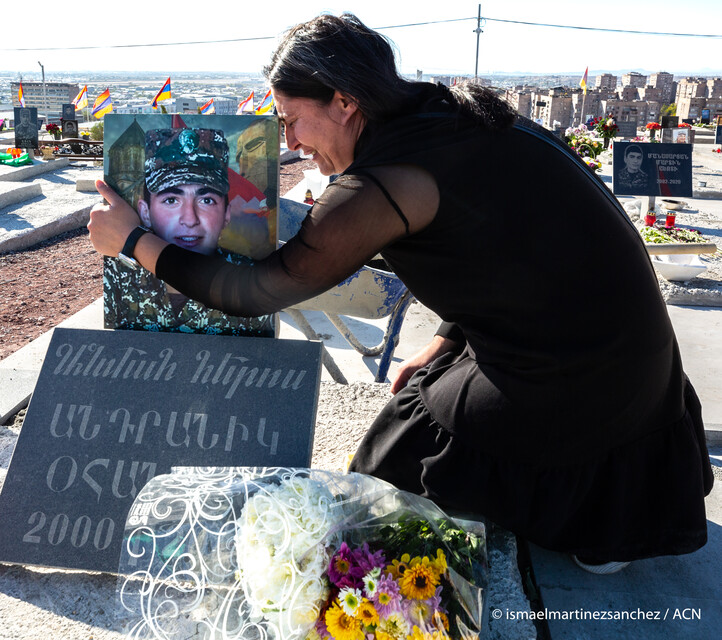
[264,13,514,130]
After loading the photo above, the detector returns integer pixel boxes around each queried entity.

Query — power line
[2,15,721,52]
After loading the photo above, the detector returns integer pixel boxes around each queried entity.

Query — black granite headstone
[661,115,678,129]
[62,103,76,121]
[62,119,78,138]
[13,107,38,149]
[715,125,722,145]
[613,141,693,197]
[0,328,322,572]
[615,121,637,138]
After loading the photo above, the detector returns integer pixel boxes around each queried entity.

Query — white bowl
[651,254,707,282]
[660,199,687,211]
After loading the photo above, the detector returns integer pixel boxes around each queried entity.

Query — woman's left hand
[87,180,142,257]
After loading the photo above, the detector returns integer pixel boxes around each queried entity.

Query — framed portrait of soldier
[62,103,76,121]
[62,119,78,138]
[613,141,692,197]
[14,107,39,149]
[102,114,280,338]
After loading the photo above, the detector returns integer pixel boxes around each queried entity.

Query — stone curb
[0,158,70,182]
[0,206,92,254]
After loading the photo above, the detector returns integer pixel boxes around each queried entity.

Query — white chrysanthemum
[235,475,345,638]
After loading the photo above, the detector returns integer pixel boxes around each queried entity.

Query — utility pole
[474,4,483,81]
[38,61,46,123]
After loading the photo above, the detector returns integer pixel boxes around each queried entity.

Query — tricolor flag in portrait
[255,90,273,115]
[200,98,215,115]
[580,67,588,95]
[92,88,113,119]
[73,85,89,110]
[151,77,172,108]
[18,83,25,108]
[236,91,254,114]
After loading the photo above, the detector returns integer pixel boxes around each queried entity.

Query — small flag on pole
[200,98,215,114]
[151,77,172,108]
[92,88,113,119]
[255,90,273,115]
[237,91,254,114]
[18,83,26,108]
[580,67,588,95]
[72,85,88,110]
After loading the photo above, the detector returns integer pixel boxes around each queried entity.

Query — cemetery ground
[1,144,722,639]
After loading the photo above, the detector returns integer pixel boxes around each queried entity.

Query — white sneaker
[572,555,631,574]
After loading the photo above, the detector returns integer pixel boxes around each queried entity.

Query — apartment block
[594,73,617,91]
[532,90,573,129]
[622,72,647,88]
[11,82,79,115]
[648,71,676,104]
[707,78,722,99]
[676,77,707,101]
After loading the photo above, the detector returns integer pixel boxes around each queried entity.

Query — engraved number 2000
[23,512,114,550]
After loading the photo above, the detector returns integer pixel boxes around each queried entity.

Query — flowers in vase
[593,115,618,140]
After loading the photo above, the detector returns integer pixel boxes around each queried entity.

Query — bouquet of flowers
[645,122,661,131]
[117,468,487,640]
[581,156,602,172]
[592,116,618,140]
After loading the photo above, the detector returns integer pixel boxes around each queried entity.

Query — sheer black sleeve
[155,174,412,317]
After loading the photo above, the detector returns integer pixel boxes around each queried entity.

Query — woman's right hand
[87,180,142,257]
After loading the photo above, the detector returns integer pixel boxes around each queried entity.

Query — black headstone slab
[615,120,637,139]
[612,141,693,197]
[715,125,722,145]
[0,328,322,573]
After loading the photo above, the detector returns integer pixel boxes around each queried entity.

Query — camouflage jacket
[103,249,275,337]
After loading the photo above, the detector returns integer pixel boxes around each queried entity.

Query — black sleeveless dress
[156,86,713,562]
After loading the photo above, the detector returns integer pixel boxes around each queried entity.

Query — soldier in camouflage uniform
[104,127,274,337]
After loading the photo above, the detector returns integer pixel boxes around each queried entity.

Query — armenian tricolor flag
[92,88,113,119]
[237,91,254,114]
[200,98,215,114]
[18,83,25,108]
[151,77,172,108]
[579,67,588,95]
[72,85,88,110]
[255,90,273,115]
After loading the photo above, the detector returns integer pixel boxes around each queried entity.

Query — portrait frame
[102,113,280,338]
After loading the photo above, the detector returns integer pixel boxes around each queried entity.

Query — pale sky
[3,0,721,78]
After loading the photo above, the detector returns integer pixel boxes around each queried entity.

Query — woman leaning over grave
[88,13,713,574]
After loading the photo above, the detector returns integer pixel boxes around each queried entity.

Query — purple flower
[372,573,401,618]
[352,543,386,574]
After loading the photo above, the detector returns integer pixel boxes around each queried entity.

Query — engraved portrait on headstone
[103,114,279,337]
[14,107,38,149]
[62,103,76,121]
[62,119,79,138]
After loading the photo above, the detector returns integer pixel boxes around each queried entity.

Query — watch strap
[119,225,151,262]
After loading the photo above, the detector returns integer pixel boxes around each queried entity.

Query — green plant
[660,103,677,117]
[90,122,104,141]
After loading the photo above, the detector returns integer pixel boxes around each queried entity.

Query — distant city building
[620,86,640,101]
[573,90,603,124]
[602,99,660,125]
[504,89,532,118]
[212,97,237,115]
[677,96,722,121]
[637,86,664,103]
[675,77,707,101]
[531,89,573,129]
[622,72,647,88]
[648,72,675,104]
[10,82,79,116]
[707,78,722,99]
[594,73,617,91]
[172,97,199,114]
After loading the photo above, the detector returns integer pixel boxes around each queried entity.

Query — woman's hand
[390,334,460,395]
[87,180,141,257]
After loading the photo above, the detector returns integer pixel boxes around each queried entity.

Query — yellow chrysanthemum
[430,549,447,576]
[386,553,411,580]
[433,611,450,632]
[405,625,450,640]
[325,603,365,640]
[399,562,440,600]
[376,632,395,640]
[356,599,380,626]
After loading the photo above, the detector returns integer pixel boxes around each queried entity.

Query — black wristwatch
[117,225,152,269]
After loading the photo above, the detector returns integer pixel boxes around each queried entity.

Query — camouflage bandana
[145,128,230,195]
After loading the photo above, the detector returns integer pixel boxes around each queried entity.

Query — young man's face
[625,152,643,172]
[138,183,229,255]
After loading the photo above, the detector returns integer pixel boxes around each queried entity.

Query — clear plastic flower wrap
[116,467,488,639]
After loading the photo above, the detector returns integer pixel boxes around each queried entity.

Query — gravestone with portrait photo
[613,141,693,197]
[0,327,322,572]
[62,119,78,138]
[13,107,39,149]
[103,114,280,338]
[62,103,76,121]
